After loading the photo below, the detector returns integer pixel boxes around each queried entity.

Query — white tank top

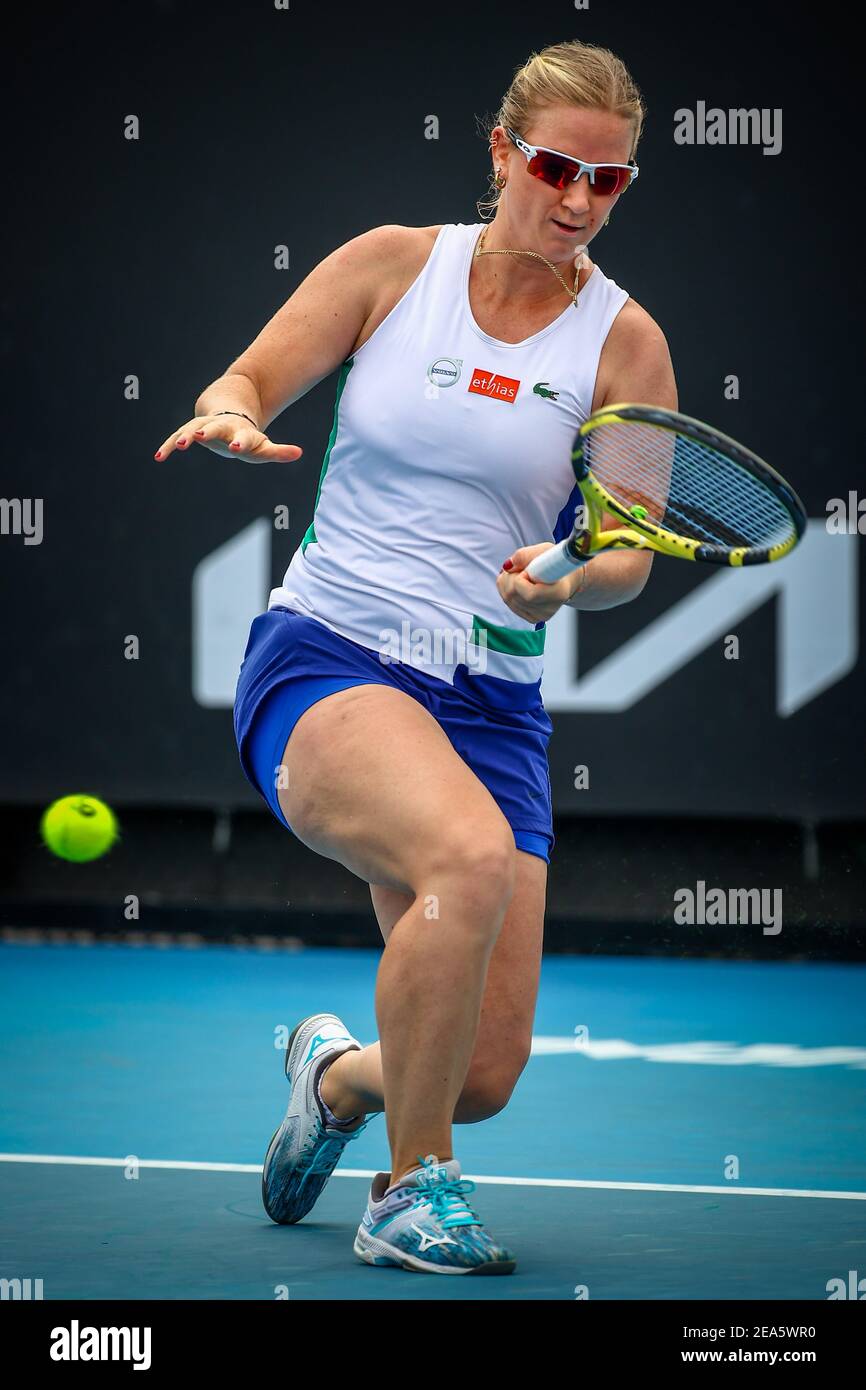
[269,221,629,702]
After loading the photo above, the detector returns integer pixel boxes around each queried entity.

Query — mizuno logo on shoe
[304,1030,348,1065]
[411,1224,458,1252]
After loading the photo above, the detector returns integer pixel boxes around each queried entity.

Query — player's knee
[426,823,516,918]
[455,1052,530,1123]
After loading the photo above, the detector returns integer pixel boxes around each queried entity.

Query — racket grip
[527,538,589,583]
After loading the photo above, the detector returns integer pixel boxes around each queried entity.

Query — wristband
[214,410,259,429]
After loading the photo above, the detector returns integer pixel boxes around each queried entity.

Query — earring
[495,171,506,189]
[604,216,610,226]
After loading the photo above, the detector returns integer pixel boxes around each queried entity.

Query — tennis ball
[630,504,649,520]
[40,795,119,863]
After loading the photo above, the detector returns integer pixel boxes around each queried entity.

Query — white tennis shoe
[262,1012,369,1225]
[354,1154,516,1274]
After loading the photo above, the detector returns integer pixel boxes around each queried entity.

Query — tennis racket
[526,403,807,583]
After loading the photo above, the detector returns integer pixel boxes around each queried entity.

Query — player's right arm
[154,225,408,463]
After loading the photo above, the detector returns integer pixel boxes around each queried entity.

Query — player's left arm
[565,300,678,609]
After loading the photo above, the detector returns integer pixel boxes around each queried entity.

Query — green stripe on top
[301,357,354,553]
[471,615,546,657]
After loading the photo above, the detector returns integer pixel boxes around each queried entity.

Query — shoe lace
[301,1118,369,1180]
[416,1166,480,1229]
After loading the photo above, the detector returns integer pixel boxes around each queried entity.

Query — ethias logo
[468,369,520,403]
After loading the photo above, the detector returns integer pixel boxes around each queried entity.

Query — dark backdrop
[2,0,863,821]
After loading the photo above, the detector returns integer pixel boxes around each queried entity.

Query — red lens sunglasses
[506,127,639,197]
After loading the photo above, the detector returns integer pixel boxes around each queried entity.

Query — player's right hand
[154,414,303,464]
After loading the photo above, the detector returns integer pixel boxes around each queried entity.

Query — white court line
[1,1153,864,1201]
[530,1038,866,1067]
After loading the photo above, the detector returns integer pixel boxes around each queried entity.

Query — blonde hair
[477,40,646,219]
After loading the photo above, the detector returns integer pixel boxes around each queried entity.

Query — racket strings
[586,424,796,550]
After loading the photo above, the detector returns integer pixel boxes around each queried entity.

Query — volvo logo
[426,357,462,387]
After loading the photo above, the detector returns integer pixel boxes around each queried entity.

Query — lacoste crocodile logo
[533,382,560,401]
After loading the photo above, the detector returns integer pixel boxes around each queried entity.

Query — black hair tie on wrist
[214,410,258,429]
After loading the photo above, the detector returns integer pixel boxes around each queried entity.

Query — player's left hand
[496,544,575,623]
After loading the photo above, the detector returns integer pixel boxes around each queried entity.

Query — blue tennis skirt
[233,607,554,864]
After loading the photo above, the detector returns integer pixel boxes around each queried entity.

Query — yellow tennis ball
[40,795,119,863]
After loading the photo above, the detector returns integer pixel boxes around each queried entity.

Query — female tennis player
[156,39,676,1275]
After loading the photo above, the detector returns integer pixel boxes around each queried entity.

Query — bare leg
[279,684,517,1185]
[321,852,547,1125]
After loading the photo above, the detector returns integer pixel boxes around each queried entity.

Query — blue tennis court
[2,939,863,1300]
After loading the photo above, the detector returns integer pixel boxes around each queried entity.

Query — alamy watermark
[1,497,43,544]
[826,493,866,534]
[674,102,782,156]
[1,1276,43,1299]
[50,1322,152,1370]
[827,1270,866,1299]
[379,622,488,673]
[674,880,782,935]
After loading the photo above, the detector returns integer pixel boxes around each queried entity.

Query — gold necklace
[473,225,587,307]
